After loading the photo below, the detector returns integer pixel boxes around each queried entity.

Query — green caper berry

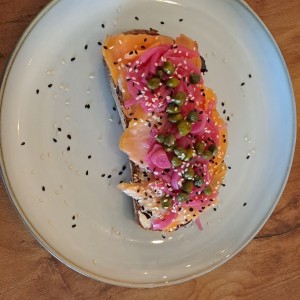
[182,181,194,193]
[156,134,165,144]
[164,144,176,153]
[189,73,201,84]
[203,186,213,196]
[147,77,161,90]
[161,197,173,209]
[164,134,176,147]
[194,176,204,188]
[166,103,181,115]
[187,110,199,123]
[162,61,175,75]
[166,77,180,88]
[171,156,182,167]
[178,120,192,136]
[184,167,195,180]
[202,149,213,160]
[195,141,206,155]
[183,148,194,161]
[155,69,164,79]
[174,147,187,160]
[208,144,218,156]
[171,92,187,106]
[177,192,190,202]
[168,113,183,124]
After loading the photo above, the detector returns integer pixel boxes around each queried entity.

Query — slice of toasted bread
[103,29,226,231]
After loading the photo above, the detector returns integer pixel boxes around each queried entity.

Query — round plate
[0,0,296,287]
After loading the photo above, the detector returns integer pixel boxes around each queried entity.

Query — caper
[189,73,201,84]
[168,113,183,124]
[202,149,213,160]
[171,156,182,167]
[187,110,199,123]
[184,167,195,180]
[203,186,213,196]
[208,144,218,156]
[162,61,175,75]
[156,134,165,144]
[177,192,190,202]
[183,148,194,161]
[155,69,164,79]
[166,103,181,115]
[166,77,180,88]
[178,120,192,136]
[174,147,187,160]
[164,134,176,146]
[171,92,187,106]
[195,141,206,155]
[147,77,161,90]
[182,181,194,193]
[194,176,204,188]
[161,196,173,209]
[164,144,176,153]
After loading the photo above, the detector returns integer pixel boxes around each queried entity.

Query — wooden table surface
[0,0,299,299]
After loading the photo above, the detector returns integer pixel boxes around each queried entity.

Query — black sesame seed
[228,166,232,170]
[36,89,39,94]
[179,18,183,22]
[137,189,140,193]
[246,155,250,159]
[241,82,245,86]
[113,106,116,111]
[122,165,126,171]
[129,51,134,55]
[160,21,165,25]
[107,175,112,178]
[221,102,225,106]
[162,235,165,239]
[86,170,88,176]
[72,224,77,228]
[84,44,88,50]
[221,183,226,187]
[67,134,71,140]
[72,215,75,220]
[21,142,25,146]
[227,116,230,121]
[135,16,139,20]
[98,41,102,46]
[119,180,124,184]
[48,84,53,88]
[85,104,90,109]
[249,74,252,78]
[144,38,147,42]
[113,61,118,65]
[101,174,105,177]
[118,171,123,176]
[53,138,57,143]
[71,57,76,62]
[141,45,146,49]
[67,146,71,151]
[135,50,138,55]
[58,127,62,132]
[103,46,108,50]
[88,155,92,159]
[42,186,45,191]
[243,202,247,206]
[213,208,217,211]
[101,23,105,28]
[189,208,193,212]
[223,109,226,114]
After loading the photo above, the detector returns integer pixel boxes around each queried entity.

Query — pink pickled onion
[190,113,207,134]
[195,218,203,230]
[146,144,171,169]
[152,211,178,230]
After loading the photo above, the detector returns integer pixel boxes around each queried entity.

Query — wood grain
[0,0,299,299]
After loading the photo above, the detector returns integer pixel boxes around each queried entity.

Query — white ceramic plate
[0,0,296,287]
